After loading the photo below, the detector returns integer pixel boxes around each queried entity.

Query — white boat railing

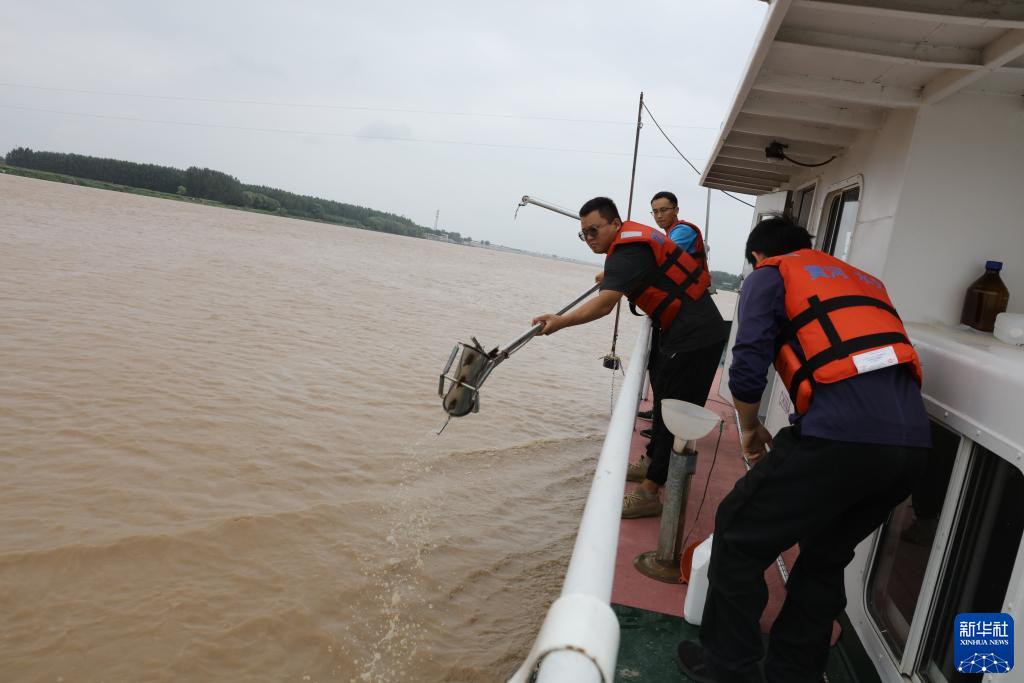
[508,317,652,683]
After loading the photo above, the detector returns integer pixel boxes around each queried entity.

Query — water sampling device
[438,282,600,418]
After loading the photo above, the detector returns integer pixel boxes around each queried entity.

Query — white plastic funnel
[661,399,719,442]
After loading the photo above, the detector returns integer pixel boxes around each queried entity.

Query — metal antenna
[606,92,644,375]
[626,92,644,219]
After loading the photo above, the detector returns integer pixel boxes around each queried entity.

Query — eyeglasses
[651,206,678,216]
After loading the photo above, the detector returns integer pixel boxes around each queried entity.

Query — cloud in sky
[0,0,767,273]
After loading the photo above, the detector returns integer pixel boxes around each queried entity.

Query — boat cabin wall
[754,108,920,280]
[751,109,921,433]
[759,91,1023,327]
[884,92,1024,325]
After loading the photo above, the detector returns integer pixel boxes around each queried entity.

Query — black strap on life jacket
[786,331,911,406]
[643,246,707,324]
[775,294,901,356]
[626,240,706,321]
[779,294,909,404]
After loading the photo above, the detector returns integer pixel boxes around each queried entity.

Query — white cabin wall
[883,92,1024,324]
[842,109,920,278]
[755,111,921,436]
[779,110,919,278]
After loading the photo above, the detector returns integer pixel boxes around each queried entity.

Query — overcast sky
[1,1,767,273]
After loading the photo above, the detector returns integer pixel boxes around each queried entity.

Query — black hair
[745,215,813,266]
[579,196,621,223]
[650,191,678,207]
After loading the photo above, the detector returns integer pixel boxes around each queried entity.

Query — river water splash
[0,174,657,681]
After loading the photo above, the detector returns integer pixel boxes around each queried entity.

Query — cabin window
[818,186,859,258]
[916,445,1024,683]
[793,184,815,229]
[866,421,959,658]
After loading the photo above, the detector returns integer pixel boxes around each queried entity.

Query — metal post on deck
[634,400,720,583]
[637,338,652,407]
[634,440,699,582]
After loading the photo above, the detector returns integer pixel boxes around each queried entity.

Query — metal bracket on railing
[508,593,618,683]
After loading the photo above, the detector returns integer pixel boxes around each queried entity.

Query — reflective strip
[852,345,899,374]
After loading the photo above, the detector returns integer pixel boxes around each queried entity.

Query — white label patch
[852,346,899,374]
[619,231,643,239]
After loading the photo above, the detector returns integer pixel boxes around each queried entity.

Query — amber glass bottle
[961,261,1010,332]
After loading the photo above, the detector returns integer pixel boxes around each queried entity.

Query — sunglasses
[578,222,612,241]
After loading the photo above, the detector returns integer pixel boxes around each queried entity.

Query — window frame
[791,181,817,231]
[854,414,1024,682]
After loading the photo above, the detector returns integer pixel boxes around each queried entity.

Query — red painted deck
[610,369,809,636]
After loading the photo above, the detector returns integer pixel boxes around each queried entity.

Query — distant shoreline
[0,164,595,268]
[0,164,739,277]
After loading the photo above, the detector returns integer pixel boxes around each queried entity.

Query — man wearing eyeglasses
[625,191,715,505]
[644,191,706,380]
[532,196,728,518]
[651,190,699,251]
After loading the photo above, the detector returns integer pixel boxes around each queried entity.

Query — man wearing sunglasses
[532,196,728,518]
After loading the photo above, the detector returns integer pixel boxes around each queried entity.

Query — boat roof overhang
[701,0,1024,196]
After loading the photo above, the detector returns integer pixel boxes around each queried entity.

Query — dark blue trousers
[700,427,926,682]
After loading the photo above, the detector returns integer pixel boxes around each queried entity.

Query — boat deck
[609,369,876,682]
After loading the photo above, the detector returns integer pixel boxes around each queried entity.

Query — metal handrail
[508,317,652,683]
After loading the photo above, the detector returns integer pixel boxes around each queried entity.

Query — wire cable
[782,152,837,168]
[0,82,718,129]
[0,103,710,161]
[641,101,756,209]
[642,102,702,176]
[679,419,726,554]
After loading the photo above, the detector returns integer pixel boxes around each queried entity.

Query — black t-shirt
[601,242,728,354]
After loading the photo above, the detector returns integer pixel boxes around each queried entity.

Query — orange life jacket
[757,249,922,414]
[605,221,711,330]
[667,219,707,259]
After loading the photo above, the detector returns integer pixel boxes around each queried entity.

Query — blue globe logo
[957,652,1012,674]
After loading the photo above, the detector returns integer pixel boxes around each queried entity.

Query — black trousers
[644,338,726,486]
[647,324,661,377]
[700,427,927,683]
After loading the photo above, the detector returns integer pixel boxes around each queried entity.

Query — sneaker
[637,409,653,420]
[640,428,653,439]
[622,489,662,519]
[626,456,649,482]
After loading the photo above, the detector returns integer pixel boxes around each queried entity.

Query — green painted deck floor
[613,604,875,682]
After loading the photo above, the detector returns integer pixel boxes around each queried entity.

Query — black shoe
[637,409,653,420]
[676,641,719,683]
[640,428,653,439]
[677,640,764,683]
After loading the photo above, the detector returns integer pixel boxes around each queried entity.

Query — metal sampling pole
[517,196,579,220]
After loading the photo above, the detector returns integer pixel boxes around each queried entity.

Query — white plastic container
[994,312,1024,346]
[683,534,714,626]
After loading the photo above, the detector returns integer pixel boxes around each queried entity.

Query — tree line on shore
[3,147,467,242]
[710,270,742,291]
[2,148,744,281]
